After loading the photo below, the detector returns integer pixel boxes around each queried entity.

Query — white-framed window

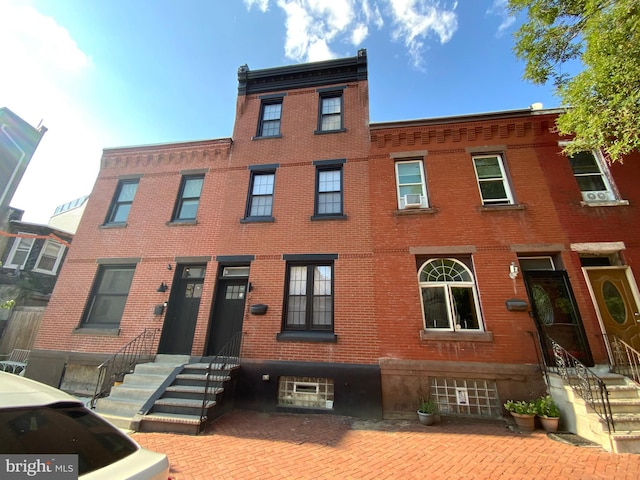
[568,150,617,202]
[395,160,428,209]
[472,154,514,205]
[33,240,65,275]
[4,234,35,269]
[419,258,483,331]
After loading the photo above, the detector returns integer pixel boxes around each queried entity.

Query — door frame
[582,265,640,359]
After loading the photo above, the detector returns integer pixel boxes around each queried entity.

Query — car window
[0,402,138,476]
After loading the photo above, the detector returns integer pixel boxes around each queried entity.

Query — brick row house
[28,51,640,442]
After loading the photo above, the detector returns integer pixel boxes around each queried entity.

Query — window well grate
[430,377,501,418]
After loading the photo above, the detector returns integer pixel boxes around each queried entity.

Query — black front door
[159,265,205,355]
[207,278,248,355]
[523,270,593,366]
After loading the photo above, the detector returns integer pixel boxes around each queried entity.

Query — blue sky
[1,0,561,224]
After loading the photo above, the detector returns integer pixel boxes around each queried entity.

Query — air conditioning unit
[582,190,614,202]
[403,194,422,209]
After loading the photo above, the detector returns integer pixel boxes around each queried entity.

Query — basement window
[278,376,334,409]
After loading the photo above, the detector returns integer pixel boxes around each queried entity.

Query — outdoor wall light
[157,282,168,292]
[509,262,519,280]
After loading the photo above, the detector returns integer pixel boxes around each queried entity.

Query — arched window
[418,258,483,331]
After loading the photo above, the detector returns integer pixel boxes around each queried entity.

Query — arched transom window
[418,258,483,331]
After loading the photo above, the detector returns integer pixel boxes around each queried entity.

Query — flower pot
[510,412,535,431]
[539,415,559,433]
[417,410,437,426]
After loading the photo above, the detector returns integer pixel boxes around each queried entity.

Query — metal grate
[430,377,501,418]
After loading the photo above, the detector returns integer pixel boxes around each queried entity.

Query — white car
[0,371,170,479]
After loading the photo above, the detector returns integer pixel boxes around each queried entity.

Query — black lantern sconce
[157,282,168,293]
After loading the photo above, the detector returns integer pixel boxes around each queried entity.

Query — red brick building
[28,51,640,427]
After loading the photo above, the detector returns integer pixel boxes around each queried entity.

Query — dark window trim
[316,90,344,133]
[104,178,139,225]
[316,86,347,93]
[96,257,141,265]
[276,331,338,343]
[244,168,277,221]
[259,93,287,99]
[314,163,344,217]
[216,255,255,263]
[80,264,136,328]
[313,159,346,167]
[175,255,212,263]
[172,174,204,222]
[283,254,338,261]
[256,98,283,138]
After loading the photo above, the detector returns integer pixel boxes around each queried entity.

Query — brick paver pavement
[133,409,640,480]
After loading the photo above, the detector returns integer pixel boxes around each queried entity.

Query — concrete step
[108,384,157,402]
[607,399,640,414]
[155,398,216,409]
[122,372,169,387]
[611,414,640,433]
[133,362,181,376]
[138,413,204,434]
[606,384,640,400]
[610,433,640,454]
[154,354,191,364]
[94,397,144,417]
[176,373,231,383]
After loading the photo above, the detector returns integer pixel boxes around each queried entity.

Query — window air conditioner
[582,191,614,202]
[403,194,422,209]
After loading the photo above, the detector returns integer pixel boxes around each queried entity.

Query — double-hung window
[395,160,428,209]
[568,150,616,202]
[82,265,136,327]
[316,88,345,133]
[284,259,334,332]
[33,240,65,274]
[173,174,204,221]
[419,258,483,331]
[243,165,278,222]
[5,234,35,269]
[257,98,283,138]
[105,179,139,224]
[472,154,514,205]
[313,159,345,219]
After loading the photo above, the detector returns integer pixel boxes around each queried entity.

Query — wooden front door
[586,268,640,351]
[206,278,247,355]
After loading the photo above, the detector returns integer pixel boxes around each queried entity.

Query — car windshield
[0,401,138,476]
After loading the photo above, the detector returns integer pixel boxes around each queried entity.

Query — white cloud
[0,0,105,223]
[244,0,270,12]
[487,0,515,37]
[246,0,457,69]
[387,0,458,69]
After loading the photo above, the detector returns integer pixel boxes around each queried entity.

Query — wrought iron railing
[198,332,243,433]
[605,334,640,386]
[547,338,615,434]
[90,328,160,409]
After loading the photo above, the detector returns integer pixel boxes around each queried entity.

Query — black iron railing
[90,328,160,409]
[604,334,640,386]
[547,338,615,434]
[198,332,243,433]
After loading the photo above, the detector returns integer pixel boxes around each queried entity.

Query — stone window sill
[580,199,629,207]
[479,204,525,212]
[394,207,437,216]
[276,331,337,343]
[419,330,493,342]
[73,327,121,337]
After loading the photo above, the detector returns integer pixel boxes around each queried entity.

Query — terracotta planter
[417,411,437,426]
[510,412,535,431]
[539,415,559,432]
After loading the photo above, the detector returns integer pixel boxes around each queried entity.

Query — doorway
[586,267,640,351]
[158,265,206,355]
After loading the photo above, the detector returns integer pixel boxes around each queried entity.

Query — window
[245,171,275,220]
[105,179,138,224]
[317,91,343,132]
[257,100,282,137]
[82,265,135,327]
[569,150,616,202]
[472,154,514,205]
[419,258,483,331]
[33,240,65,274]
[4,234,34,269]
[284,262,333,331]
[173,175,204,221]
[395,160,428,209]
[313,160,345,218]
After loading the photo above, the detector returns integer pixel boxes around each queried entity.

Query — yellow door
[586,268,640,351]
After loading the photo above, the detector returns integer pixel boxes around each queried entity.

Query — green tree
[509,0,640,162]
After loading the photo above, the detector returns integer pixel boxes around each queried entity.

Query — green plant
[535,395,560,418]
[418,397,438,414]
[1,299,15,310]
[503,400,536,415]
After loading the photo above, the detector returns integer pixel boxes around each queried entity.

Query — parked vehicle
[0,372,170,479]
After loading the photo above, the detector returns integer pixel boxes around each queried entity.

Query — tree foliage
[509,0,640,162]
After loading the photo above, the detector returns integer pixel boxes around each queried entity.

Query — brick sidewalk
[133,409,640,480]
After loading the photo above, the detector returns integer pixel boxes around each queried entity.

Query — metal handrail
[604,334,640,386]
[198,332,243,433]
[547,338,615,434]
[90,328,160,409]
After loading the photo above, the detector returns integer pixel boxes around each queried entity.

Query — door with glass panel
[586,268,640,351]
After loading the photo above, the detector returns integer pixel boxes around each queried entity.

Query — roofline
[103,137,232,154]
[370,106,567,130]
[9,219,74,238]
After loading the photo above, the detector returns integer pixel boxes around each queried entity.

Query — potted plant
[535,395,560,432]
[417,397,439,426]
[503,400,536,431]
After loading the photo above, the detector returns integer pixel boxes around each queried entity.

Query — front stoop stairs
[549,370,640,454]
[93,354,239,435]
